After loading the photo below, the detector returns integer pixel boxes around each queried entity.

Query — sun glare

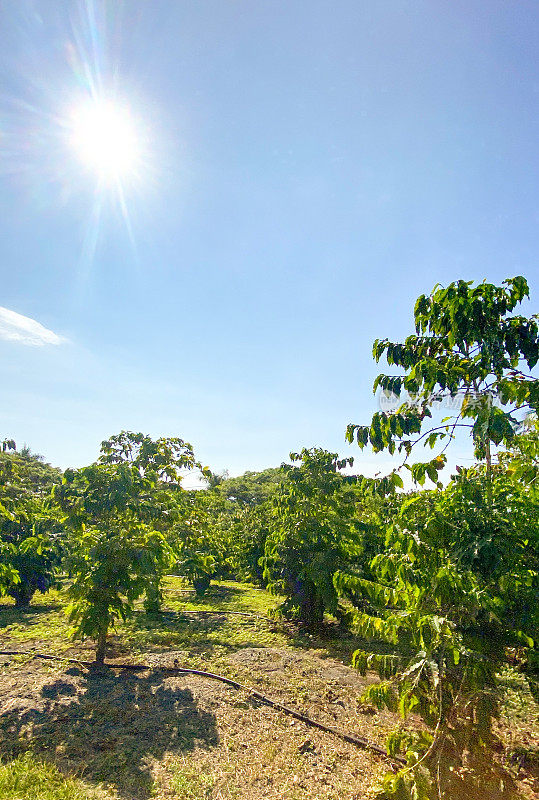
[68,98,141,181]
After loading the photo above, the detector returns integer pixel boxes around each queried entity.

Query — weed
[0,753,111,800]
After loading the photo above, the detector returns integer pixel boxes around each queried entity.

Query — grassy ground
[0,579,537,800]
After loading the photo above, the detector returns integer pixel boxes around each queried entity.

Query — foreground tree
[346,276,539,490]
[56,432,206,662]
[342,276,539,799]
[337,452,538,799]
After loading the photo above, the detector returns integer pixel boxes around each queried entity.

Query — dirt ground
[0,647,392,800]
[0,645,537,800]
[0,583,537,800]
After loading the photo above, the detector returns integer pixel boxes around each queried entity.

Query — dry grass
[0,579,537,799]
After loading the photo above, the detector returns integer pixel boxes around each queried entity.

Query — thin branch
[395,423,473,472]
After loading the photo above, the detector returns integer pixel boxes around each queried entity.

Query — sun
[68,97,142,182]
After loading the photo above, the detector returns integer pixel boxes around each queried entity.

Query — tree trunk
[144,579,162,614]
[193,575,211,597]
[485,437,493,506]
[485,392,493,506]
[95,627,108,664]
[298,580,324,629]
[12,584,33,609]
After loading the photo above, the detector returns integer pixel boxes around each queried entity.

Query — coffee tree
[346,276,539,491]
[211,467,284,583]
[263,448,363,627]
[56,432,206,662]
[0,449,63,607]
[101,431,210,612]
[225,504,273,584]
[172,490,222,596]
[337,453,538,799]
[342,276,539,798]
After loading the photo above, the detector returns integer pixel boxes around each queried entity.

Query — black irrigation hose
[0,649,405,766]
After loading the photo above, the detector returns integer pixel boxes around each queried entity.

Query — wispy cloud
[0,307,67,346]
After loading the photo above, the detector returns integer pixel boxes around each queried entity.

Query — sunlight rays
[67,97,142,182]
[0,0,152,280]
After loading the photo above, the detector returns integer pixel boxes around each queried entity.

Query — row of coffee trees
[0,432,232,660]
[1,275,538,799]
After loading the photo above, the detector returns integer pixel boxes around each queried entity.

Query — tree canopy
[347,276,539,487]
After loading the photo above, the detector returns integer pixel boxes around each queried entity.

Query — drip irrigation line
[0,649,405,766]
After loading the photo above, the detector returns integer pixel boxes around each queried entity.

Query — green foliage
[56,431,203,660]
[343,278,538,797]
[99,430,209,482]
[171,490,227,595]
[216,467,283,506]
[66,518,170,652]
[0,452,63,606]
[262,448,367,627]
[224,503,272,583]
[498,414,539,485]
[339,448,538,798]
[346,276,539,485]
[211,468,284,583]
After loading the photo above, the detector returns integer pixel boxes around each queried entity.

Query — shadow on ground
[167,583,245,605]
[0,665,218,799]
[431,730,523,800]
[0,604,59,630]
[116,609,271,658]
[289,621,404,666]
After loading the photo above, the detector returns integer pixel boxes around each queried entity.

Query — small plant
[177,550,216,596]
[66,516,170,662]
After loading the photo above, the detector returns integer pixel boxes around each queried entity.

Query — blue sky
[0,0,538,477]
